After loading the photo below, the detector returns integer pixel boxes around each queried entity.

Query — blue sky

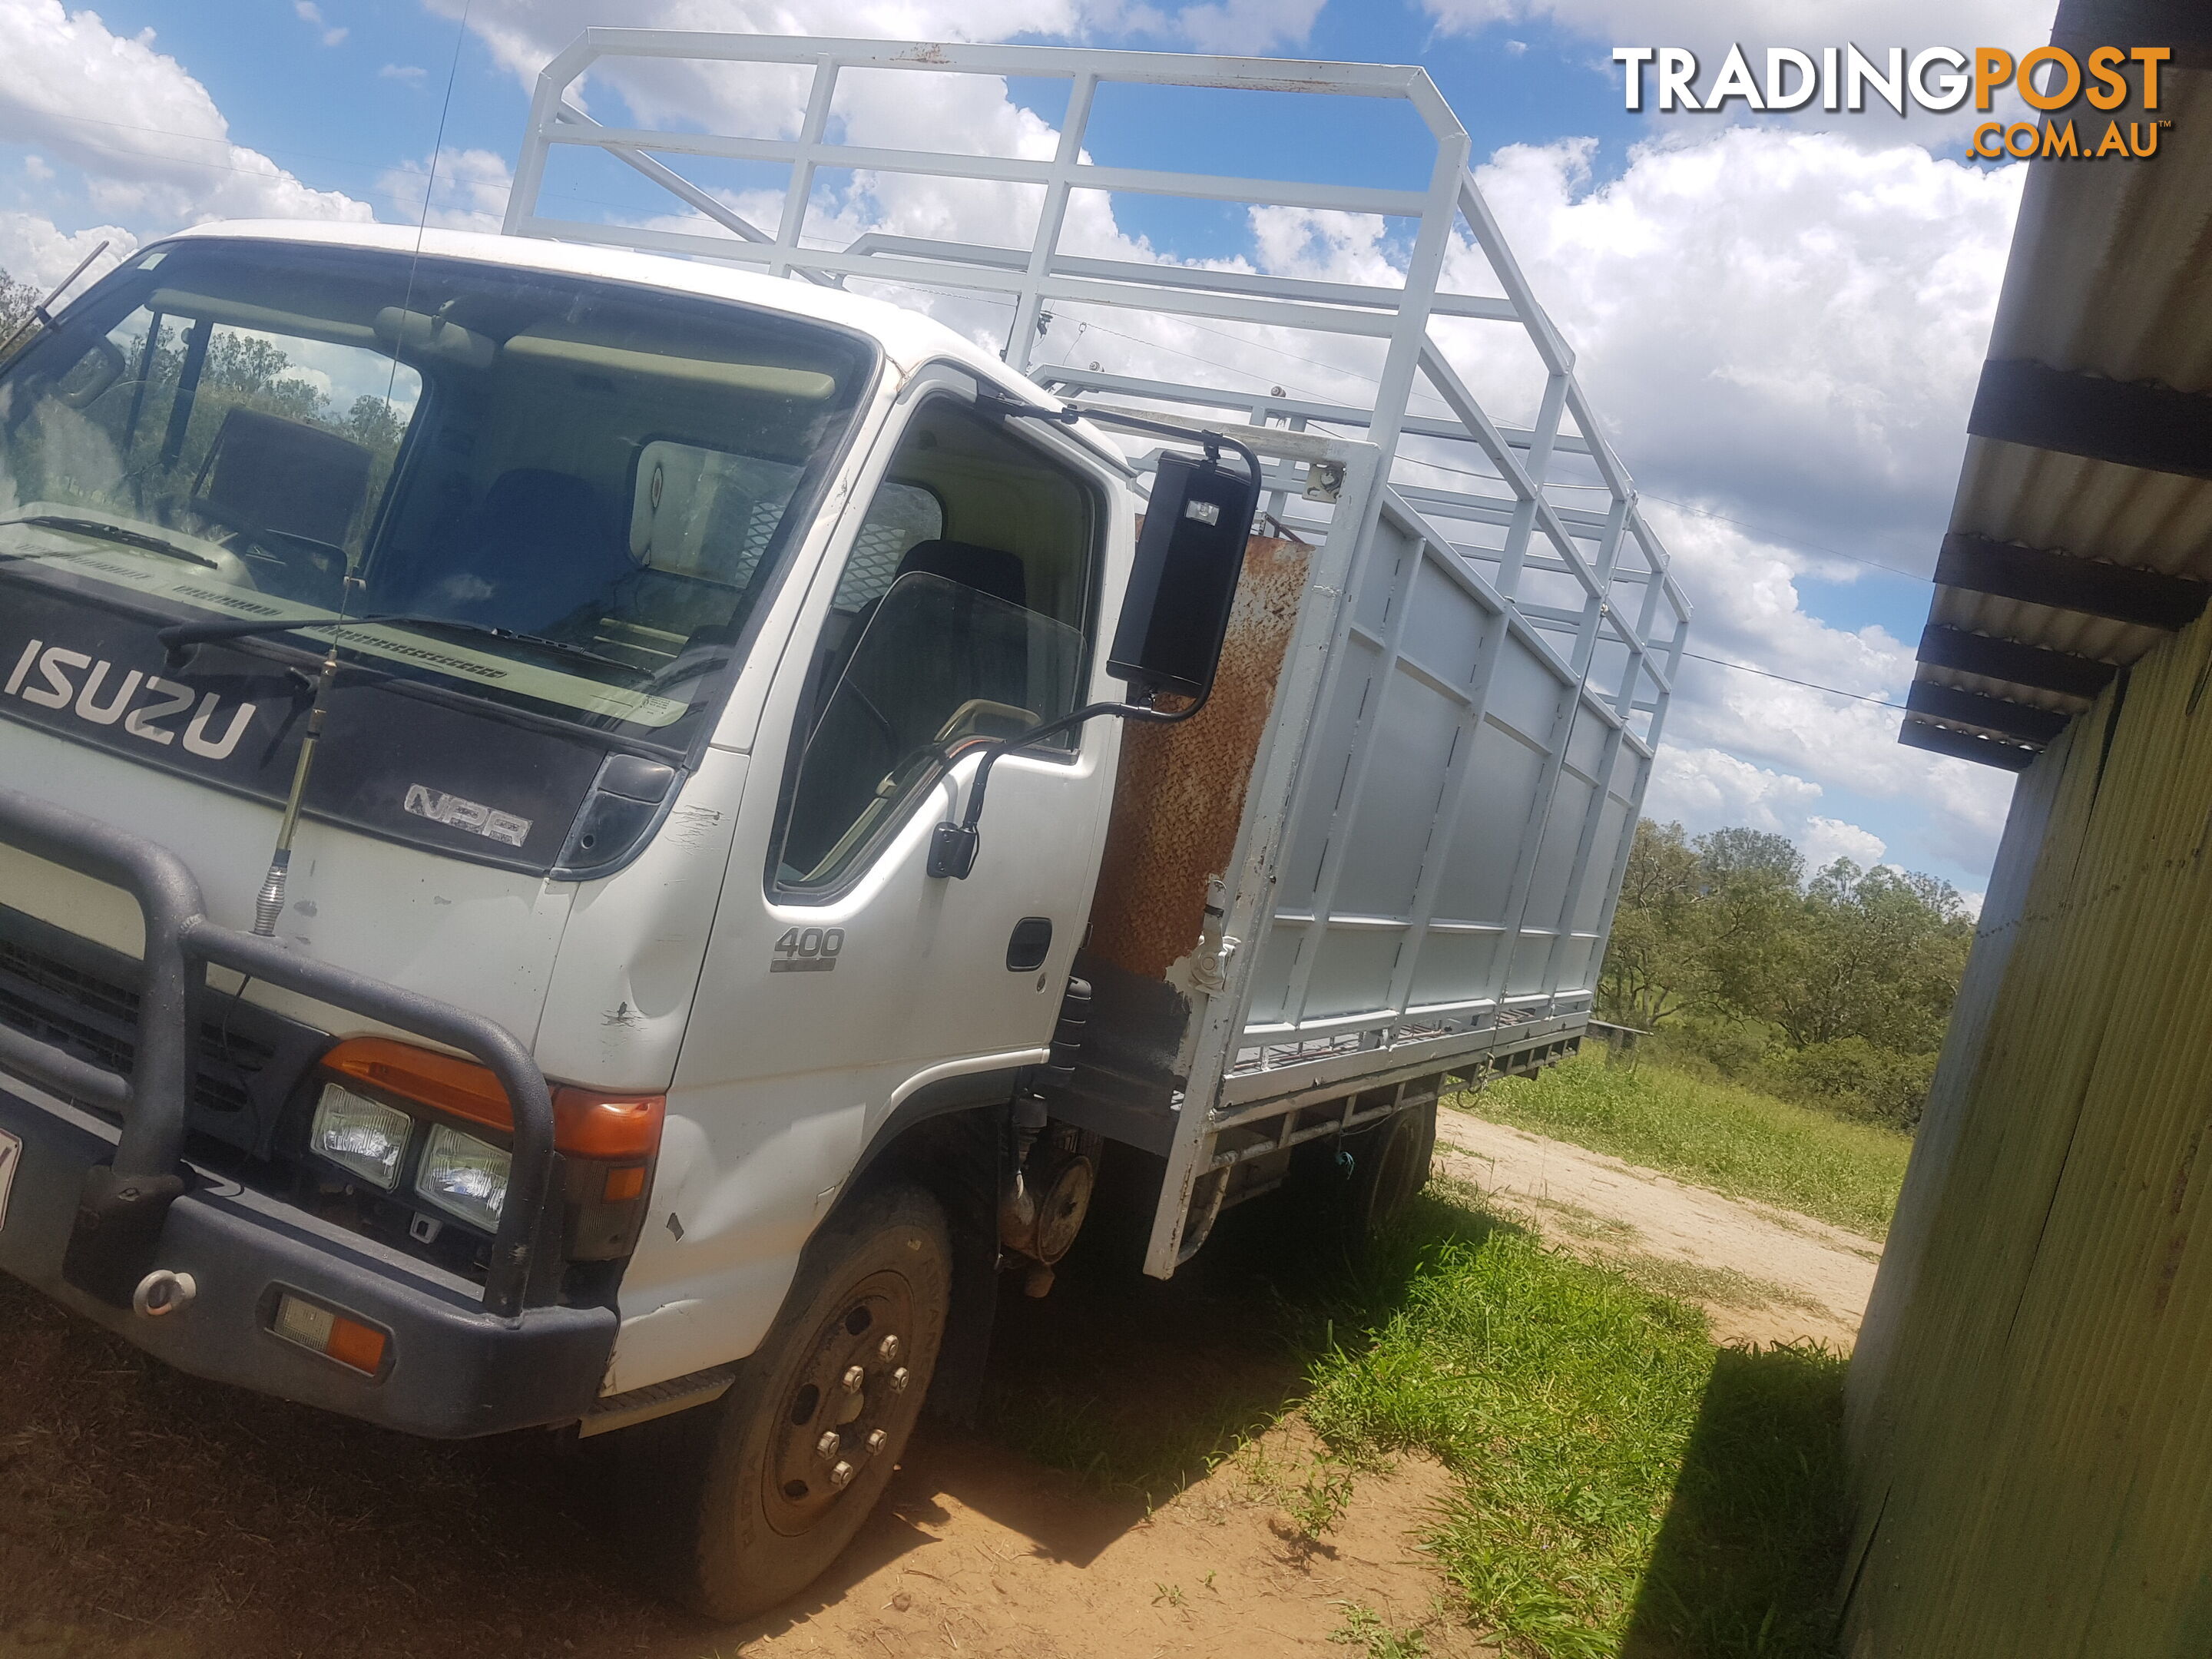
[0,0,2058,898]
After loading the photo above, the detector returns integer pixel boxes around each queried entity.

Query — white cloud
[0,209,133,289]
[1147,0,1326,54]
[1469,130,2024,567]
[294,2,346,48]
[426,0,1326,107]
[1800,815,1886,870]
[0,0,373,227]
[377,146,512,231]
[1645,745,1823,834]
[379,62,426,85]
[1424,0,2030,43]
[21,152,51,180]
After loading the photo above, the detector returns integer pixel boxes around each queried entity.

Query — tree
[1598,820,1705,1028]
[0,265,42,348]
[1595,817,1976,1129]
[344,394,404,452]
[1764,859,1971,1052]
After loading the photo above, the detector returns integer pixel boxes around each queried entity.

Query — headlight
[413,1122,511,1231]
[310,1084,412,1190]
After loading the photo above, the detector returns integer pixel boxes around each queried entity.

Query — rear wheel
[1346,1097,1437,1238]
[1286,1093,1438,1257]
[616,1183,952,1622]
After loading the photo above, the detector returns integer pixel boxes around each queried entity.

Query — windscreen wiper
[0,240,109,364]
[0,513,220,570]
[157,610,639,676]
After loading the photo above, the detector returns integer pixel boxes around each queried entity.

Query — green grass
[981,1171,1852,1657]
[1306,1197,1849,1658]
[1467,1052,1911,1237]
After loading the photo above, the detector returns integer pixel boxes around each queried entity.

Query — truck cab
[0,218,1179,1604]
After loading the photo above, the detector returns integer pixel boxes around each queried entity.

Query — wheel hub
[764,1268,916,1536]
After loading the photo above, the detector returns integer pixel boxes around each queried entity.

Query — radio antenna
[247,3,471,935]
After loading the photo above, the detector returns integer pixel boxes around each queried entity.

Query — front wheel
[615,1182,952,1622]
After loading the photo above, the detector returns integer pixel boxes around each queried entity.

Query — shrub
[1758,1038,1936,1131]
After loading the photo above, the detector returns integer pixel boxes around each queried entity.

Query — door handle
[1006,916,1053,972]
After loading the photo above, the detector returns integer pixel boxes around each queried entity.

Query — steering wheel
[187,496,349,601]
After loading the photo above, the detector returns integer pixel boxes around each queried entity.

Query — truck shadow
[0,1183,1853,1657]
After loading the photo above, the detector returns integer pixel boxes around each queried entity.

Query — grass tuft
[1331,1601,1432,1656]
[1305,1192,1849,1658]
[1467,1053,1910,1237]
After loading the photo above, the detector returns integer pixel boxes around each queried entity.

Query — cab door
[608,382,1125,1388]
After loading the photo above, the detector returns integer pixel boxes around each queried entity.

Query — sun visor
[505,329,836,398]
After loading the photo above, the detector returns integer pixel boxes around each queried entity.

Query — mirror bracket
[926,694,1192,880]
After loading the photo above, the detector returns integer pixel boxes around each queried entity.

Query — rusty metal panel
[1084,530,1310,984]
[1059,530,1311,1146]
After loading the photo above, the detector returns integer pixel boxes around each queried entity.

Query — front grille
[0,949,272,1115]
[0,902,318,1157]
[0,935,137,1024]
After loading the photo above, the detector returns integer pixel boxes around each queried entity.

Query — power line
[1682,650,1908,711]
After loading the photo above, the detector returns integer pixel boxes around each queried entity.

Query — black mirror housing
[1107,451,1257,702]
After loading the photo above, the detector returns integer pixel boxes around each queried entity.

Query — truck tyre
[618,1182,952,1623]
[1348,1098,1437,1239]
[1286,1097,1437,1257]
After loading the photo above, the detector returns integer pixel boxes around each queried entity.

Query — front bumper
[0,1075,615,1439]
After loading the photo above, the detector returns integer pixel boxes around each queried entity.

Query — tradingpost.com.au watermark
[1614,45,2176,159]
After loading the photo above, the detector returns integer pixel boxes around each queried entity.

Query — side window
[833,480,942,610]
[774,397,1100,894]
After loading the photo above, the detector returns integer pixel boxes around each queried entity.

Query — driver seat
[409,469,630,636]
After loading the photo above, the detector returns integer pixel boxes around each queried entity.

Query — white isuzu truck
[0,34,1682,1619]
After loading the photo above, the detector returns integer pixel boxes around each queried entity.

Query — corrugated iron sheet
[1844,601,2212,1655]
[1906,46,2212,753]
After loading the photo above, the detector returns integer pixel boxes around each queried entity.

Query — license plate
[0,1129,18,1234]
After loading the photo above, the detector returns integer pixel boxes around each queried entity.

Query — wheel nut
[878,1333,902,1362]
[816,1431,840,1460]
[829,1460,855,1489]
[889,1366,910,1393]
[866,1429,888,1453]
[842,1365,866,1392]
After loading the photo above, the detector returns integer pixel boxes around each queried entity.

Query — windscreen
[0,237,875,743]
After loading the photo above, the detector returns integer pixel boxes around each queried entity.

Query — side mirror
[1107,450,1259,703]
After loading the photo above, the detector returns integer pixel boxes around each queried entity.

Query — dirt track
[1435,1107,1881,1350]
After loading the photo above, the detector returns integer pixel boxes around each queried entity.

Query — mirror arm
[928,692,1206,880]
[988,395,1263,505]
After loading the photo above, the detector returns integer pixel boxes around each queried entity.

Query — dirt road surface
[2,1108,1874,1657]
[0,1194,1485,1659]
[1435,1107,1883,1350]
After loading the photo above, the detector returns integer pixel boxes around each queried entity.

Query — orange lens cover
[325,1315,388,1375]
[321,1037,664,1160]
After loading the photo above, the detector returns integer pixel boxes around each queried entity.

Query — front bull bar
[0,783,556,1317]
